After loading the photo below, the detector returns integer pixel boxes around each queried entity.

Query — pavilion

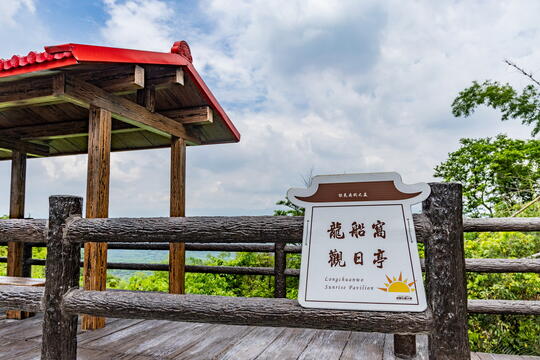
[0,41,240,330]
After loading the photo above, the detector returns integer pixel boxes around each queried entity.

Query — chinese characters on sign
[288,172,430,312]
[326,220,389,269]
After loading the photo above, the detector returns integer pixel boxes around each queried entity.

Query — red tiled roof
[0,50,73,71]
[0,41,240,143]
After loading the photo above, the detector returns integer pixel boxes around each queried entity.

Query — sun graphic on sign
[378,272,416,293]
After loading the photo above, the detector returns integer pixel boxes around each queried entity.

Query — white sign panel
[288,172,430,312]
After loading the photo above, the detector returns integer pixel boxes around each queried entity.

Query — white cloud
[101,0,174,50]
[2,0,540,218]
[0,0,35,27]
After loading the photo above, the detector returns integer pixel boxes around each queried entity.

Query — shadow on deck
[0,315,538,360]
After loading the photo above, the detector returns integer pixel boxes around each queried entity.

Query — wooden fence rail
[1,184,540,359]
[3,214,540,245]
[2,257,538,276]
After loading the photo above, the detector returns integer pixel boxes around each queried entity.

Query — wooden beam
[165,106,213,125]
[0,106,212,140]
[79,65,182,92]
[6,151,31,320]
[76,65,145,93]
[0,66,182,111]
[0,76,61,110]
[146,67,184,89]
[54,74,200,144]
[0,120,139,140]
[169,136,186,294]
[0,136,49,156]
[82,105,111,331]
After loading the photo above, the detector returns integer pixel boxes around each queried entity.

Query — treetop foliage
[452,80,540,136]
[434,135,540,217]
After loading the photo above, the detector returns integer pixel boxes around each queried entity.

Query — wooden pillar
[42,195,83,360]
[6,151,31,319]
[423,183,470,359]
[169,136,186,294]
[82,106,111,330]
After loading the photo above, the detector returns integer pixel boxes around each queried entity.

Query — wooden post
[274,243,286,298]
[423,183,470,359]
[135,86,188,293]
[82,106,111,330]
[169,136,186,294]
[393,334,416,359]
[6,150,31,319]
[41,195,83,360]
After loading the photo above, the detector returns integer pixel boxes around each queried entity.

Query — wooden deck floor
[0,315,538,359]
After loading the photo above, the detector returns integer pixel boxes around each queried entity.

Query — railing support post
[274,242,286,298]
[423,183,470,359]
[41,195,83,360]
[394,334,416,359]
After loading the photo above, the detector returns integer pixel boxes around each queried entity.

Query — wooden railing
[0,183,539,359]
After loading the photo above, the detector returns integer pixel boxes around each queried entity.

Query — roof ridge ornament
[171,40,193,63]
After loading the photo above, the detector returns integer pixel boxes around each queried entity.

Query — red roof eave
[0,42,240,143]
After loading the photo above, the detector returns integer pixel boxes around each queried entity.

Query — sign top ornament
[288,172,430,312]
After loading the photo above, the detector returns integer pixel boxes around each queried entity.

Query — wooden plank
[0,314,43,341]
[297,330,351,360]
[165,106,213,125]
[111,321,210,358]
[55,74,199,144]
[255,327,319,360]
[80,319,175,350]
[219,326,286,360]
[0,276,45,287]
[78,318,144,346]
[0,338,41,359]
[172,324,253,360]
[0,136,49,157]
[340,332,385,360]
[169,136,186,294]
[423,183,470,359]
[7,151,30,320]
[82,106,111,331]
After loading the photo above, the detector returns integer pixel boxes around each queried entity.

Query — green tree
[273,198,304,216]
[452,60,540,136]
[434,135,540,217]
[465,231,540,355]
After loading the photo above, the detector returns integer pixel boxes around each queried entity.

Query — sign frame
[288,172,430,312]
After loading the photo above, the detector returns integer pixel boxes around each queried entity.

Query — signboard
[288,172,430,312]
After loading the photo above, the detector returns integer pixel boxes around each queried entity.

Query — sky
[0,0,538,218]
